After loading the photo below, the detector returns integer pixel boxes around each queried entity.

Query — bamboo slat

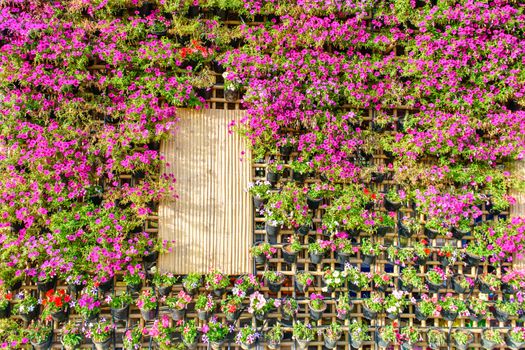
[510,160,525,269]
[159,108,253,274]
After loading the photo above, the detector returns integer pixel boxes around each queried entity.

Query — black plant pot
[467,308,485,323]
[362,306,378,320]
[292,172,307,183]
[494,307,509,322]
[253,196,266,209]
[127,282,143,294]
[282,246,298,265]
[424,227,439,239]
[195,87,213,100]
[31,333,53,350]
[265,222,280,236]
[464,253,481,267]
[309,252,324,265]
[224,88,239,102]
[426,279,443,293]
[0,304,10,319]
[37,278,56,293]
[384,198,402,211]
[51,308,68,323]
[478,281,495,294]
[254,253,266,265]
[309,305,326,321]
[452,277,469,294]
[266,171,280,185]
[98,279,114,293]
[197,310,210,321]
[267,279,284,293]
[279,145,293,157]
[20,309,38,323]
[398,221,413,238]
[148,141,161,151]
[414,306,428,321]
[171,308,186,322]
[143,251,159,263]
[376,226,390,237]
[414,256,427,267]
[348,282,362,293]
[336,251,351,265]
[501,282,517,295]
[157,285,173,297]
[371,172,386,183]
[362,254,376,267]
[111,305,130,321]
[442,309,458,321]
[213,288,225,298]
[296,224,310,236]
[306,197,322,210]
[452,227,469,240]
[89,195,103,206]
[9,279,22,291]
[398,279,413,293]
[387,312,400,320]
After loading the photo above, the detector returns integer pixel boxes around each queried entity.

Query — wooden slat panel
[159,109,252,274]
[510,160,525,268]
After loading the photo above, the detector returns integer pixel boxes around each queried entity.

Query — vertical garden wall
[0,0,524,349]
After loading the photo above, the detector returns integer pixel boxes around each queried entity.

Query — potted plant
[309,293,326,321]
[14,291,38,323]
[152,269,178,297]
[363,293,384,320]
[222,71,241,103]
[437,244,461,266]
[195,294,215,321]
[349,320,370,348]
[60,321,83,350]
[506,327,525,350]
[427,328,446,350]
[265,161,283,185]
[0,291,11,319]
[166,290,192,321]
[206,320,229,350]
[149,314,178,349]
[292,322,315,350]
[182,273,202,295]
[384,188,404,211]
[26,322,53,350]
[478,273,501,294]
[74,290,101,322]
[494,300,519,322]
[360,238,382,266]
[387,246,414,267]
[266,323,284,350]
[323,322,342,349]
[398,216,420,238]
[452,330,473,350]
[108,292,132,321]
[335,293,353,321]
[372,272,392,292]
[248,292,277,321]
[306,183,324,210]
[123,267,144,294]
[233,274,259,296]
[439,296,467,321]
[414,294,439,321]
[377,324,397,348]
[250,242,276,265]
[322,269,345,293]
[88,318,114,350]
[136,289,158,321]
[122,326,143,350]
[236,325,261,349]
[334,237,357,264]
[220,295,244,322]
[465,243,487,267]
[399,326,420,350]
[281,235,302,264]
[425,267,447,293]
[413,241,431,266]
[451,219,470,239]
[399,266,425,292]
[424,219,446,239]
[467,300,491,322]
[384,290,408,320]
[180,320,198,349]
[346,265,369,292]
[295,271,314,293]
[264,271,286,293]
[452,274,474,294]
[481,329,505,350]
[308,239,330,264]
[205,269,230,297]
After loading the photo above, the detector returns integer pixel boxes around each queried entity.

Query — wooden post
[510,160,525,269]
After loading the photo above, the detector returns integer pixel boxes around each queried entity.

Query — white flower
[322,287,328,293]
[333,270,340,277]
[335,278,341,284]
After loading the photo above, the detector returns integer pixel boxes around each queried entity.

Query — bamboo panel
[510,160,525,269]
[159,108,253,274]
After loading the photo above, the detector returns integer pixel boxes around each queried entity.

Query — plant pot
[143,250,159,263]
[479,281,497,294]
[398,279,413,293]
[9,279,23,291]
[267,338,282,349]
[452,227,469,240]
[265,222,280,236]
[494,307,509,322]
[424,227,439,239]
[253,196,266,209]
[467,308,485,323]
[0,304,10,319]
[452,277,469,294]
[481,334,501,350]
[464,252,481,267]
[292,171,307,183]
[111,305,129,321]
[309,302,327,321]
[398,221,413,238]
[266,171,280,184]
[442,309,458,321]
[415,306,428,321]
[140,308,157,321]
[224,88,239,102]
[309,252,324,264]
[282,245,298,264]
[197,310,210,321]
[279,145,293,157]
[254,253,266,265]
[295,224,310,236]
[240,342,257,350]
[307,197,322,210]
[210,339,226,350]
[20,308,38,323]
[362,254,376,267]
[351,339,363,349]
[93,337,112,350]
[362,305,378,320]
[31,333,53,350]
[68,283,84,294]
[98,279,113,293]
[157,285,173,297]
[295,339,310,350]
[324,335,341,349]
[336,251,351,265]
[182,339,198,349]
[506,333,525,350]
[426,279,443,293]
[295,281,308,294]
[51,308,68,323]
[171,308,186,321]
[84,310,100,323]
[376,333,391,348]
[37,278,56,293]
[440,256,452,267]
[212,288,225,298]
[348,282,362,293]
[225,310,240,322]
[387,312,400,320]
[384,198,402,211]
[255,311,267,321]
[502,282,517,295]
[267,278,285,293]
[453,336,473,350]
[127,282,142,294]
[376,226,390,237]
